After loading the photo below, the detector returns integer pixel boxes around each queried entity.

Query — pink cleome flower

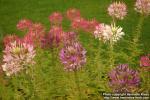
[135,0,150,15]
[71,17,85,30]
[23,23,46,47]
[17,19,32,31]
[140,54,150,71]
[84,19,100,33]
[71,18,90,31]
[66,8,81,21]
[3,34,20,47]
[62,31,77,45]
[59,42,86,71]
[49,12,63,25]
[108,64,140,93]
[41,26,64,48]
[71,17,100,33]
[1,41,36,76]
[108,2,127,20]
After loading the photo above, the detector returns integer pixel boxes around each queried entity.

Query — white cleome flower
[94,23,124,43]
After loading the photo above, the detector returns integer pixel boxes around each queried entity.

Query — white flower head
[94,23,125,43]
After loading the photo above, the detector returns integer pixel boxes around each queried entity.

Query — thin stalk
[51,48,57,97]
[109,40,114,69]
[129,15,145,65]
[109,18,116,69]
[74,70,81,100]
[134,15,144,38]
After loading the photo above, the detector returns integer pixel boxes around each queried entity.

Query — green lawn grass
[0,0,150,99]
[0,0,150,52]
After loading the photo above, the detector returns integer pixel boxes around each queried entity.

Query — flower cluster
[71,18,99,33]
[66,8,81,21]
[17,19,46,47]
[62,31,77,45]
[59,42,86,71]
[17,19,32,31]
[66,8,100,33]
[42,26,64,48]
[2,41,36,76]
[94,23,124,43]
[3,34,20,47]
[23,23,46,46]
[108,64,140,92]
[108,2,127,20]
[135,0,150,15]
[49,12,63,25]
[140,54,150,71]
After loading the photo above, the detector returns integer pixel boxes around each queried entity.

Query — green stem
[74,70,81,100]
[136,15,144,42]
[96,42,102,81]
[109,40,114,69]
[51,48,58,98]
[129,15,145,65]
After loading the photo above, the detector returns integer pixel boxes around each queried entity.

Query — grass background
[0,0,150,99]
[0,0,150,52]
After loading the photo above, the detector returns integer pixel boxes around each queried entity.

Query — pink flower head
[17,19,32,31]
[108,64,140,93]
[3,34,20,47]
[49,12,63,25]
[71,18,100,33]
[2,41,36,76]
[23,23,45,47]
[59,42,86,71]
[84,19,100,33]
[140,54,150,71]
[62,31,77,45]
[71,17,89,31]
[71,17,84,30]
[66,8,81,21]
[42,26,64,48]
[78,19,90,31]
[135,0,150,15]
[108,2,127,20]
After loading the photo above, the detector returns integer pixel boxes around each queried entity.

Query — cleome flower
[135,0,150,15]
[71,17,100,33]
[59,42,86,71]
[49,12,63,25]
[108,2,127,20]
[94,23,124,43]
[3,34,20,47]
[23,23,46,47]
[66,8,81,21]
[41,26,64,48]
[108,64,140,93]
[62,31,77,45]
[140,54,150,71]
[17,19,32,31]
[1,41,36,76]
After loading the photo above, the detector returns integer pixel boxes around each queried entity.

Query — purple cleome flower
[59,42,86,71]
[108,64,140,93]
